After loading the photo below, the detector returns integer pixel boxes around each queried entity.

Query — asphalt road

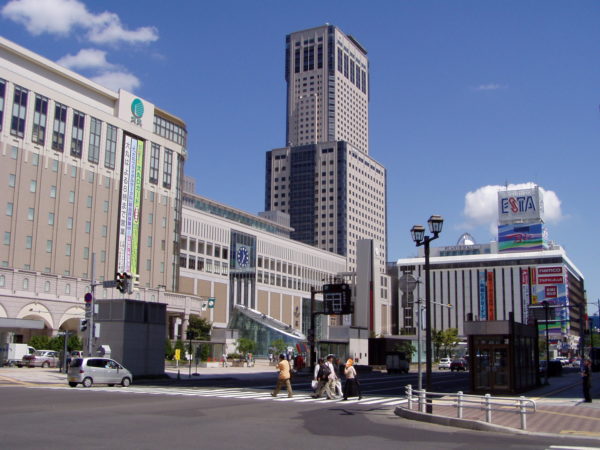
[1,386,596,450]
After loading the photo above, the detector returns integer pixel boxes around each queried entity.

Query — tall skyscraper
[266,25,387,278]
[285,25,369,155]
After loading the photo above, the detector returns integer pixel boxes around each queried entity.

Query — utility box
[95,300,166,377]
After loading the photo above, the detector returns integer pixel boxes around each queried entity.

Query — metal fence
[404,384,536,430]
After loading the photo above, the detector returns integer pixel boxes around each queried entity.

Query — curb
[393,406,600,441]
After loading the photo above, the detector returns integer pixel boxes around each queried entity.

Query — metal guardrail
[405,384,536,430]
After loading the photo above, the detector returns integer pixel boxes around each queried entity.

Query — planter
[199,361,220,368]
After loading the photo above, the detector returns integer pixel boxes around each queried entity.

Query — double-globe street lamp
[411,215,444,414]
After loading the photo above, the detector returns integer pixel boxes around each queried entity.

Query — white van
[67,357,133,388]
[0,343,35,367]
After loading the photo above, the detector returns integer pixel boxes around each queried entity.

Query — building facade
[285,25,369,155]
[396,241,586,356]
[266,26,390,334]
[0,37,187,342]
[180,187,348,354]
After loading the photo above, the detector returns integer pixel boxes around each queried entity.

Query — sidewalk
[395,370,600,439]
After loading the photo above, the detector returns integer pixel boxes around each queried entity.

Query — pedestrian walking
[342,358,362,400]
[582,358,592,403]
[313,358,335,399]
[312,358,324,392]
[221,353,228,368]
[272,354,293,398]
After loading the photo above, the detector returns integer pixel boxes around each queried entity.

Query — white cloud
[462,183,564,234]
[1,0,158,45]
[474,83,506,91]
[57,48,113,70]
[91,71,140,92]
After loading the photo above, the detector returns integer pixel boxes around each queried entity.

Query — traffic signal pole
[87,253,97,357]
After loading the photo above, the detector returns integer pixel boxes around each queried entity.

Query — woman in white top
[342,358,362,400]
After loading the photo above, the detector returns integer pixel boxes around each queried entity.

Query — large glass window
[104,124,117,169]
[88,117,102,164]
[149,143,160,184]
[163,148,173,189]
[31,94,48,145]
[0,79,5,131]
[52,103,67,151]
[10,85,28,138]
[153,115,187,146]
[70,110,85,158]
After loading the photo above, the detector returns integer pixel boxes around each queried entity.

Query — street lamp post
[411,215,443,414]
[542,300,550,385]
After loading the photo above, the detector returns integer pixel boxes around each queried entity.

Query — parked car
[450,358,468,371]
[438,357,451,370]
[68,357,133,388]
[554,357,569,367]
[22,350,59,368]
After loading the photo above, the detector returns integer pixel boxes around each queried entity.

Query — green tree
[440,328,460,358]
[432,330,443,360]
[187,315,212,340]
[165,338,175,360]
[28,335,51,350]
[236,337,256,357]
[270,338,287,356]
[393,341,416,362]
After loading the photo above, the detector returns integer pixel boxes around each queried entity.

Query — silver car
[68,357,133,388]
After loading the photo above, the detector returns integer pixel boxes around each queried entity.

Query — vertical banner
[486,271,495,321]
[520,268,530,324]
[117,134,144,277]
[478,271,487,320]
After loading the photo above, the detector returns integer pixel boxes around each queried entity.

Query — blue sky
[1,0,599,311]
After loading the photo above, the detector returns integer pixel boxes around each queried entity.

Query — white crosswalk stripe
[35,385,405,406]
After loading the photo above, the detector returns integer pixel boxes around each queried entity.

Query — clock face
[236,246,250,268]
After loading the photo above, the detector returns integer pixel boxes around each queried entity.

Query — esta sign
[497,188,543,225]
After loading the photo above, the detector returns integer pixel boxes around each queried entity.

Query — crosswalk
[37,385,408,407]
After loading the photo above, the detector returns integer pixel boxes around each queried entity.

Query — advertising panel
[478,271,487,320]
[498,222,545,253]
[520,268,530,323]
[498,187,543,225]
[117,134,144,276]
[532,264,569,341]
[486,271,495,320]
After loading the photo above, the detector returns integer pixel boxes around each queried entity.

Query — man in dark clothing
[582,358,592,403]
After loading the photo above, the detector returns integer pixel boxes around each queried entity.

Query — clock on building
[236,245,250,268]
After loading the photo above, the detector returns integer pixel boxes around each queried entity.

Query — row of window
[0,80,176,190]
[179,253,229,276]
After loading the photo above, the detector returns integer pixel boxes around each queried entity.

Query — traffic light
[115,272,132,294]
[80,319,88,332]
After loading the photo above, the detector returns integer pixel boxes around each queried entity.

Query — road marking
[537,409,600,422]
[33,385,405,406]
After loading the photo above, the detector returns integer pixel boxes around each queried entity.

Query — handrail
[404,384,536,430]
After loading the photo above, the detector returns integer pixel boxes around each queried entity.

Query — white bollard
[419,389,426,413]
[519,396,527,430]
[484,393,492,423]
[407,384,413,409]
[457,391,463,419]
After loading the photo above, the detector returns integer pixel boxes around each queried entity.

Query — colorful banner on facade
[117,134,144,275]
[520,268,530,324]
[498,222,545,253]
[478,270,487,320]
[486,271,495,320]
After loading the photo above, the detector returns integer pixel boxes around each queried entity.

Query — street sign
[322,283,352,315]
[102,280,118,288]
[398,274,418,293]
[208,298,216,309]
[84,292,93,303]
